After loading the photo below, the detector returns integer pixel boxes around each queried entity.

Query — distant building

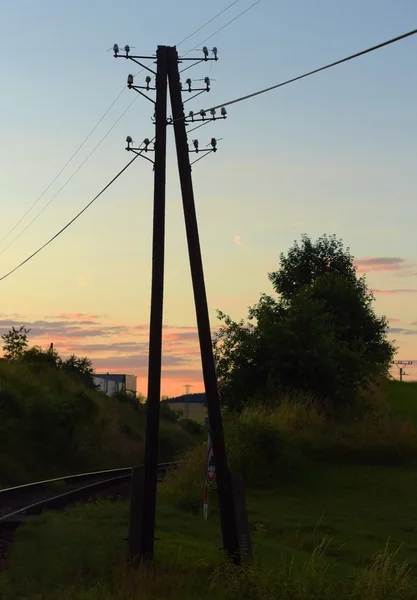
[93,373,137,396]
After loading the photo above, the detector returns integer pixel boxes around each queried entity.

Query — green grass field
[2,463,417,599]
[2,381,417,599]
[388,381,417,424]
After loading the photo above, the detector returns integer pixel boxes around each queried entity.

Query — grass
[388,381,417,425]
[0,361,198,487]
[2,380,417,598]
[2,462,417,599]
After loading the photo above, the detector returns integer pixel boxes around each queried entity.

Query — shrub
[224,408,286,485]
[0,361,195,486]
[179,418,203,436]
[160,401,181,422]
[160,443,206,514]
[158,421,196,463]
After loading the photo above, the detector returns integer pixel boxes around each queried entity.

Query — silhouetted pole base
[230,471,252,564]
[128,466,145,563]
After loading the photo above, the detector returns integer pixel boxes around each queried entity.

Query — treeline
[1,326,96,389]
[164,393,206,404]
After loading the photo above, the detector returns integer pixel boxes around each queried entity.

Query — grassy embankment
[0,361,198,487]
[1,380,417,599]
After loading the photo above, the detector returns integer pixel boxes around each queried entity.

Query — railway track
[0,462,177,565]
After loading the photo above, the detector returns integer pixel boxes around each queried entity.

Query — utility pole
[141,45,168,561]
[117,44,169,561]
[114,41,246,564]
[393,360,414,382]
[183,384,192,418]
[167,45,240,563]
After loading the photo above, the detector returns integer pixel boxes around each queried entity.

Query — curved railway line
[0,462,177,564]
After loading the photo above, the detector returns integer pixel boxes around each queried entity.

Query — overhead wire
[175,0,243,48]
[0,87,126,248]
[0,149,146,282]
[0,94,140,259]
[204,27,417,113]
[1,24,414,284]
[187,0,262,53]
[1,0,251,252]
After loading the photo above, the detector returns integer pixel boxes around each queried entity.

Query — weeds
[354,542,413,599]
[0,361,198,486]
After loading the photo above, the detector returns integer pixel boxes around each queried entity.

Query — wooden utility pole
[140,45,169,561]
[115,42,247,565]
[183,384,192,418]
[393,360,414,382]
[167,45,240,563]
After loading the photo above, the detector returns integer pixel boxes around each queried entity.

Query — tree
[213,235,396,411]
[269,234,358,305]
[2,326,30,361]
[61,355,96,389]
[21,345,61,370]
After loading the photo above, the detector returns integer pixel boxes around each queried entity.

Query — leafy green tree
[61,355,96,389]
[214,235,396,411]
[2,326,30,361]
[269,234,359,305]
[21,345,61,370]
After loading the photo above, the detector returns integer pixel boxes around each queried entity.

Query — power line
[0,87,126,248]
[176,0,243,47]
[0,152,142,283]
[1,1,249,252]
[205,27,417,113]
[188,0,262,52]
[0,95,139,259]
[133,0,247,76]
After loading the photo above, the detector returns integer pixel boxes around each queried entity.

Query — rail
[0,462,177,523]
[0,462,178,562]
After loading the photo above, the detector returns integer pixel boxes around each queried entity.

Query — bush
[162,388,417,514]
[224,408,287,485]
[160,402,181,422]
[0,361,197,486]
[160,443,206,514]
[179,418,203,436]
[158,421,196,463]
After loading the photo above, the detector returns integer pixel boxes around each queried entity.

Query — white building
[93,373,137,396]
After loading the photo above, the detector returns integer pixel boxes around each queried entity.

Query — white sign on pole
[203,417,216,519]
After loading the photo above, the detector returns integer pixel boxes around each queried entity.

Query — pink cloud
[389,328,417,336]
[234,235,242,246]
[371,289,417,295]
[355,257,407,273]
[0,314,208,397]
[53,313,102,321]
[388,318,401,323]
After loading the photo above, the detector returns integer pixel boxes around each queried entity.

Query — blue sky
[1,0,417,393]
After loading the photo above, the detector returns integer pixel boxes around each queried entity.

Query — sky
[1,0,417,396]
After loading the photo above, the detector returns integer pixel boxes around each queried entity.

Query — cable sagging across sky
[0,152,141,282]
[0,87,127,248]
[2,0,254,253]
[205,27,417,113]
[0,95,140,259]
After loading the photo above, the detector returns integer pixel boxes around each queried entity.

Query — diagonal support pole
[166,45,240,564]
